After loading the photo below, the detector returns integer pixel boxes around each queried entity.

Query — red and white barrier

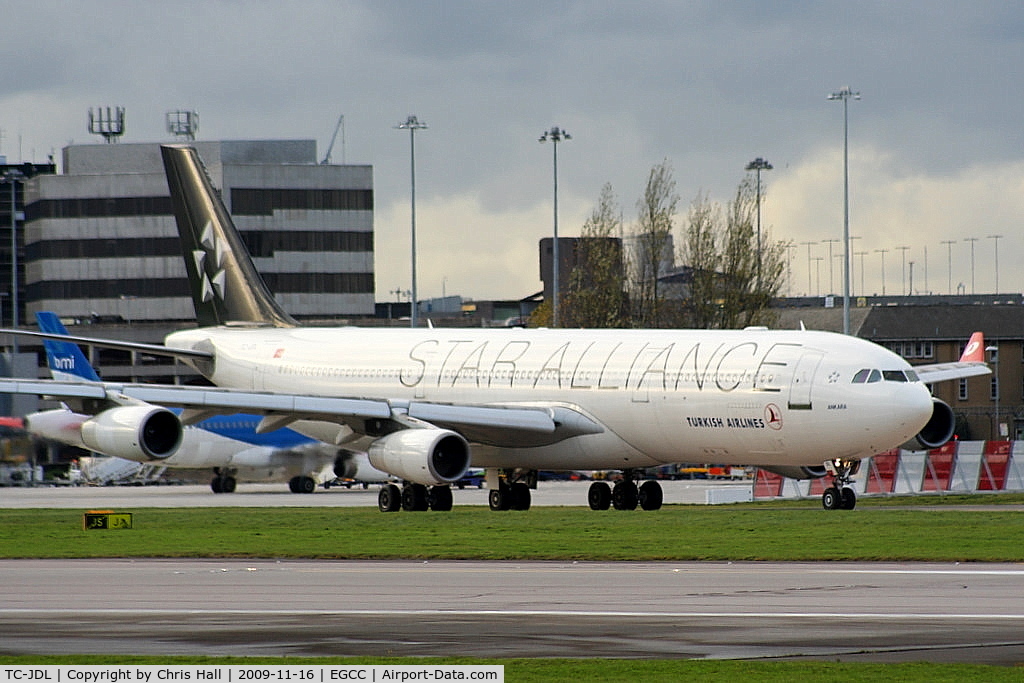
[753,440,1024,500]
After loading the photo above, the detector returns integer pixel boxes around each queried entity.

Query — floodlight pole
[395,116,427,328]
[828,86,860,334]
[745,157,773,290]
[539,126,570,327]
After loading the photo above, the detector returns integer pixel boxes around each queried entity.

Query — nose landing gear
[822,459,860,510]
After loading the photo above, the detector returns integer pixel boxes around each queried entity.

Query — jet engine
[900,398,956,451]
[333,451,392,483]
[79,406,183,462]
[757,465,828,480]
[367,429,470,486]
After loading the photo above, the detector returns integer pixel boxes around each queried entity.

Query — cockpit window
[853,368,919,383]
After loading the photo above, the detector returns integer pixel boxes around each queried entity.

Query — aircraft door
[788,350,824,410]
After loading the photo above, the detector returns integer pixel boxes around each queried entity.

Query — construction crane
[320,114,345,165]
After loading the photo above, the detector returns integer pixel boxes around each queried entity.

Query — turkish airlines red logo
[765,403,783,430]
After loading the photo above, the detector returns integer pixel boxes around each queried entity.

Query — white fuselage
[166,326,936,471]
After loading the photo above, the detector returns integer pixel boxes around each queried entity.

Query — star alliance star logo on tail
[192,219,228,303]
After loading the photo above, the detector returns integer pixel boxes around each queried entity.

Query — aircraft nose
[899,382,935,425]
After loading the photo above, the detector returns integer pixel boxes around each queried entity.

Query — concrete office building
[23,140,374,324]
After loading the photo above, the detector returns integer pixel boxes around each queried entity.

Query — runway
[2,482,1023,664]
[2,558,1024,663]
[0,479,752,509]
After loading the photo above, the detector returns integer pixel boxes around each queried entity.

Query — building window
[887,341,934,359]
[991,376,999,402]
[959,378,968,401]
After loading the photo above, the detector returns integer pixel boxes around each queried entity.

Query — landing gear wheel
[289,476,315,494]
[510,482,531,511]
[378,483,401,509]
[221,476,236,493]
[402,483,429,511]
[612,481,639,510]
[428,485,453,512]
[378,483,401,512]
[638,480,663,511]
[488,482,513,511]
[588,481,612,510]
[823,459,861,511]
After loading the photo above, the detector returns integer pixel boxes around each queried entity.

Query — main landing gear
[288,475,317,494]
[587,469,663,511]
[488,469,535,511]
[821,459,860,510]
[210,472,236,493]
[378,483,454,512]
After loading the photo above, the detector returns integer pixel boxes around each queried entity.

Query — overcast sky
[3,2,1023,304]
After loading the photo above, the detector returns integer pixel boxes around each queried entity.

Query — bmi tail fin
[959,331,985,363]
[160,144,296,328]
[35,312,102,382]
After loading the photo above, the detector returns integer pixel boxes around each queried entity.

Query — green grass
[0,656,1021,683]
[5,497,1024,677]
[2,494,1024,561]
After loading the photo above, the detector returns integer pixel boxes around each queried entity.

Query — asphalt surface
[0,479,753,508]
[2,482,1023,664]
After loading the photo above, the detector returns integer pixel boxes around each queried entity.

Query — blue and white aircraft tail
[36,313,102,382]
[27,312,391,493]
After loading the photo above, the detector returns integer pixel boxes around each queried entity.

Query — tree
[679,191,721,329]
[562,183,629,328]
[629,160,680,327]
[678,176,785,329]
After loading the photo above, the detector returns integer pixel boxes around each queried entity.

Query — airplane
[25,311,390,493]
[0,144,991,512]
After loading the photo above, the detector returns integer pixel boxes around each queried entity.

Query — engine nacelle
[757,465,828,480]
[80,406,183,462]
[367,429,470,486]
[334,451,393,483]
[900,398,956,451]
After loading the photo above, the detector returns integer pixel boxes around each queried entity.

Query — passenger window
[883,370,908,382]
[867,369,882,383]
[852,369,871,383]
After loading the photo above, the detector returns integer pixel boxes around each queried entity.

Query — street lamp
[539,126,570,327]
[874,248,888,296]
[940,239,956,295]
[964,236,978,295]
[988,234,1003,294]
[745,157,773,289]
[828,86,860,334]
[800,241,817,295]
[395,115,427,328]
[896,245,910,295]
[822,238,839,294]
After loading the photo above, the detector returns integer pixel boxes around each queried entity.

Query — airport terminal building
[23,140,374,323]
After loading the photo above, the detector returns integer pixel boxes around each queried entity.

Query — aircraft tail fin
[959,331,985,363]
[35,312,102,382]
[160,144,297,329]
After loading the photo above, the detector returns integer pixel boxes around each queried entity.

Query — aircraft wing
[913,361,990,384]
[0,378,602,448]
[911,331,990,384]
